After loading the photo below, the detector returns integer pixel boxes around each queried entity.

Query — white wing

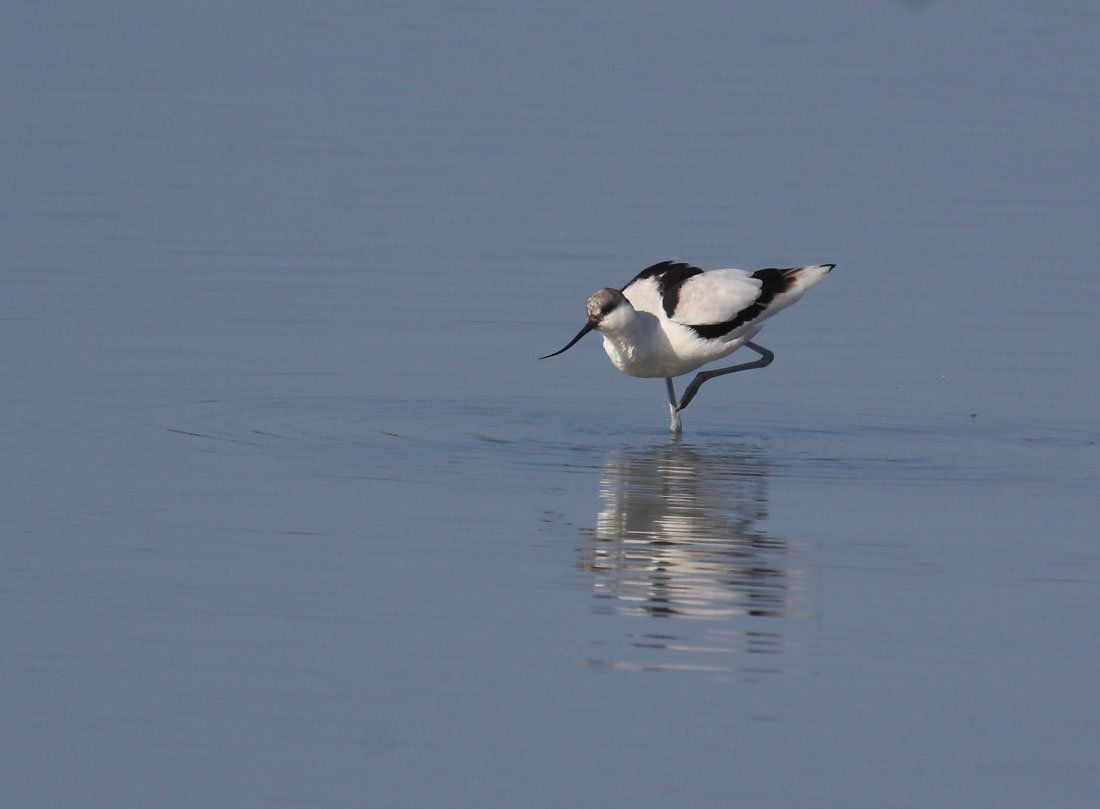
[668,269,762,325]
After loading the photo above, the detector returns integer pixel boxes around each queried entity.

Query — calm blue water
[3,2,1098,807]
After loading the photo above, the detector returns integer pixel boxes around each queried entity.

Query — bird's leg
[665,377,683,434]
[677,341,775,412]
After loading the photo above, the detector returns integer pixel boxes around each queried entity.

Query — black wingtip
[539,321,595,360]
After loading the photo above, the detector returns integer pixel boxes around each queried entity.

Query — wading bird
[541,260,834,433]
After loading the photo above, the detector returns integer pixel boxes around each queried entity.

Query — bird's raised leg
[677,341,775,412]
[665,377,682,434]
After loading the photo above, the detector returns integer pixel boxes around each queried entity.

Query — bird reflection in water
[579,442,807,673]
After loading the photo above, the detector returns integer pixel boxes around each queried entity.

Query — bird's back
[624,261,825,328]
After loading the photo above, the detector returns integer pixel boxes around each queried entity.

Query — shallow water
[3,1,1099,807]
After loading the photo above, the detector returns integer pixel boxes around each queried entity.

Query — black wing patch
[623,260,705,318]
[686,267,797,340]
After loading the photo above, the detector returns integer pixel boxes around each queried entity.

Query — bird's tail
[785,263,834,293]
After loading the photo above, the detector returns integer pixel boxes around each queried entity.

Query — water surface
[3,2,1098,807]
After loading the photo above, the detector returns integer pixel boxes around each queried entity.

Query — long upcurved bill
[539,322,594,360]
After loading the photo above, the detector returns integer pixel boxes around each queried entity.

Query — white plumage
[541,259,834,433]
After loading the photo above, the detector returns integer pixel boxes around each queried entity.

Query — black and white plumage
[541,260,834,433]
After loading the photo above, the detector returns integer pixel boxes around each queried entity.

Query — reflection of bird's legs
[665,377,682,434]
[677,342,775,412]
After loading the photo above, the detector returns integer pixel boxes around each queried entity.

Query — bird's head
[540,288,629,360]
